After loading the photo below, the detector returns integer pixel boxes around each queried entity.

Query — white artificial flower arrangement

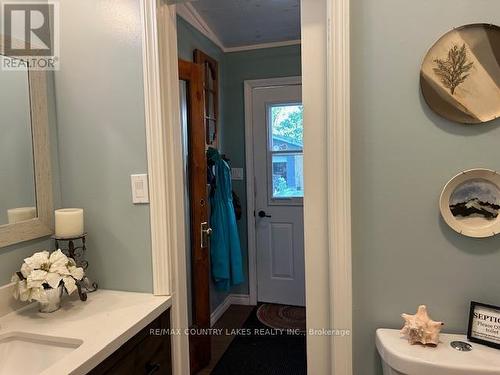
[11,250,85,303]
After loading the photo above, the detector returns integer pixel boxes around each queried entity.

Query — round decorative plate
[421,24,500,124]
[440,169,500,238]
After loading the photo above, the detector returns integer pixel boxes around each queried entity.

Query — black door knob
[258,210,272,218]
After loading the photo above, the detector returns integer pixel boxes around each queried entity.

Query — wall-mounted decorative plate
[421,24,500,124]
[440,169,500,238]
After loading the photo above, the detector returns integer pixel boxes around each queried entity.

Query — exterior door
[178,59,211,374]
[252,84,305,307]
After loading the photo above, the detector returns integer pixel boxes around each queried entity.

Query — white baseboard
[230,294,251,306]
[210,293,252,327]
[210,294,232,327]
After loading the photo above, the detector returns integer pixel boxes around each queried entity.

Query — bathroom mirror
[0,56,36,226]
[0,50,54,248]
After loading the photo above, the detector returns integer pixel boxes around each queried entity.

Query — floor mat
[256,304,306,333]
[210,308,307,375]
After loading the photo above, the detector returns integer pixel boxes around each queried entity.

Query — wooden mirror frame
[0,42,54,248]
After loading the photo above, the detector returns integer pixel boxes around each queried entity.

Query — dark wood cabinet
[88,309,172,375]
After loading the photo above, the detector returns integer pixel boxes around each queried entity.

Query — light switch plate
[131,174,149,204]
[231,168,244,180]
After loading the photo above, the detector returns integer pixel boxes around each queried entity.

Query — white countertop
[0,290,172,375]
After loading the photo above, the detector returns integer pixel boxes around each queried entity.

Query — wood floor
[196,305,254,375]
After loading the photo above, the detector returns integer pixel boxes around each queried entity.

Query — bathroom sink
[377,329,500,375]
[0,332,82,375]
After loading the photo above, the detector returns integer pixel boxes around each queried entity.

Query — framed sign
[467,301,500,349]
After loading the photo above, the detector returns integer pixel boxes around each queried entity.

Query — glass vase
[38,285,63,313]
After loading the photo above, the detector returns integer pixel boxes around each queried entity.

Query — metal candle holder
[52,233,98,301]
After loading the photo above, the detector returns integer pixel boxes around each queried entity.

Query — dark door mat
[210,308,307,375]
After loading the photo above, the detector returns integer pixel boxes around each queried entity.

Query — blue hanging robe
[207,147,244,291]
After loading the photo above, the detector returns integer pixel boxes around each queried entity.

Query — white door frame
[140,0,352,373]
[244,76,302,307]
[140,2,190,375]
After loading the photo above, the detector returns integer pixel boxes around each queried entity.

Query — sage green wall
[53,0,152,292]
[351,1,500,374]
[222,45,302,296]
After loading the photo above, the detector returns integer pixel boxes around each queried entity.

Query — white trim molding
[176,3,301,53]
[210,294,252,327]
[140,0,171,297]
[230,294,251,306]
[224,40,301,53]
[243,77,302,307]
[302,0,352,373]
[210,295,232,327]
[141,2,190,375]
[176,3,225,51]
[327,0,353,372]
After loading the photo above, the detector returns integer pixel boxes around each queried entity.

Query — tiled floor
[196,305,254,375]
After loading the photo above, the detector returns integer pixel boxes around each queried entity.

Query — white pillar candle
[7,207,36,224]
[55,208,84,238]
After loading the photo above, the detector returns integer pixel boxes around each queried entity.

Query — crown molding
[176,3,301,53]
[176,3,225,51]
[224,39,301,53]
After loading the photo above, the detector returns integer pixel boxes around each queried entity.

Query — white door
[252,83,305,307]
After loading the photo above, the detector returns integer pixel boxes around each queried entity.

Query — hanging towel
[207,147,244,291]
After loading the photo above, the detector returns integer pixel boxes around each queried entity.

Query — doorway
[144,0,353,374]
[246,79,305,307]
[176,2,307,373]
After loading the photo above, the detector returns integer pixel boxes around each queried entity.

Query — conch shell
[401,305,444,346]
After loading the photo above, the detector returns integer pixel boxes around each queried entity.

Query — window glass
[207,92,215,119]
[270,105,303,151]
[272,154,304,198]
[269,104,304,199]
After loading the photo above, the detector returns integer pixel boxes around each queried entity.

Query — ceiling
[190,0,300,48]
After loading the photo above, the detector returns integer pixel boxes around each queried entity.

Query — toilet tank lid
[376,329,500,375]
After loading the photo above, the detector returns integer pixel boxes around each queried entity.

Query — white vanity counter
[0,290,172,375]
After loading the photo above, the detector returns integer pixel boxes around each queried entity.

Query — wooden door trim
[179,59,211,375]
[179,60,209,327]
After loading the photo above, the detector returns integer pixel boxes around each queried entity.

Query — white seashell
[401,305,444,346]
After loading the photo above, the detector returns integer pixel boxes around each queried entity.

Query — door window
[268,104,304,202]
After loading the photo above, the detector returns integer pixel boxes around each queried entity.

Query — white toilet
[376,328,500,375]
